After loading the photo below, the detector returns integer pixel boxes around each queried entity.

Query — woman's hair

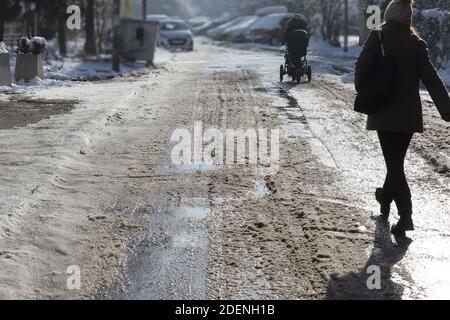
[381,21,420,37]
[382,0,419,38]
[402,0,418,36]
[410,26,419,37]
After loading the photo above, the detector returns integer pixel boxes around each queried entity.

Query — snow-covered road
[0,40,449,299]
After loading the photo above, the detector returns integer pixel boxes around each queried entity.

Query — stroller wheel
[280,65,284,83]
[296,69,302,84]
[307,65,312,82]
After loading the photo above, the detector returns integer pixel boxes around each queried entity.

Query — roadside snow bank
[45,57,150,82]
[309,36,361,59]
[0,42,8,54]
[0,77,72,94]
[0,48,174,94]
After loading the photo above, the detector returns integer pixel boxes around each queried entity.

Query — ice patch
[309,37,361,59]
[214,197,225,205]
[253,180,270,199]
[180,207,209,219]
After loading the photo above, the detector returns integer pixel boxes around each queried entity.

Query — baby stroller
[280,29,312,84]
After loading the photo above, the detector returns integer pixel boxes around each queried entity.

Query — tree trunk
[344,0,348,52]
[85,0,97,56]
[58,5,67,57]
[112,0,121,71]
[24,2,35,37]
[97,34,103,53]
[359,0,369,45]
[143,0,147,20]
[0,17,4,42]
[36,1,42,36]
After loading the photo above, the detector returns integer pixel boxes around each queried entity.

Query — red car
[245,13,296,46]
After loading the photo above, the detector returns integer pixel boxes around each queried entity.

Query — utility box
[15,54,45,81]
[120,18,159,66]
[0,53,12,86]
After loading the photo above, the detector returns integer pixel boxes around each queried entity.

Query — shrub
[29,37,48,55]
[414,8,450,68]
[17,36,48,55]
[17,37,30,54]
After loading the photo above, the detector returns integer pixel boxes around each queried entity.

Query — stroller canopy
[283,14,310,43]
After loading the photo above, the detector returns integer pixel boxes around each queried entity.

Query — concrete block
[0,53,12,87]
[15,54,45,82]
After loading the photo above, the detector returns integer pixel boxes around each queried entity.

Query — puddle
[179,206,209,220]
[265,85,312,140]
[105,197,210,299]
[172,231,206,248]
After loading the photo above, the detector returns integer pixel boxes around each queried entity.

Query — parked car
[188,17,210,29]
[146,14,170,23]
[223,16,259,42]
[192,14,231,36]
[206,17,247,41]
[255,5,288,16]
[192,20,214,36]
[159,20,194,51]
[245,13,296,46]
[193,20,226,36]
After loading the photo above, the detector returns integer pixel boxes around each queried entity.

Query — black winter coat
[355,21,450,133]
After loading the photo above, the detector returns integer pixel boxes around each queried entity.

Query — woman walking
[355,0,450,236]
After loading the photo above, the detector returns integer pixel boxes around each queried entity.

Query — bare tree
[0,0,21,41]
[85,0,97,55]
[317,0,345,47]
[142,0,147,20]
[23,0,36,37]
[57,0,68,56]
[112,0,120,71]
[95,0,113,53]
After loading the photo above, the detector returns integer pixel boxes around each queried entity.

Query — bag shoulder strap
[378,29,386,57]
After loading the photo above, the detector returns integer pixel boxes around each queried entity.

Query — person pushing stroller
[280,14,312,84]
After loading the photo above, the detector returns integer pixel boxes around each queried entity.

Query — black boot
[391,215,414,237]
[375,188,391,218]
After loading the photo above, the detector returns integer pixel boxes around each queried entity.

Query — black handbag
[354,30,396,115]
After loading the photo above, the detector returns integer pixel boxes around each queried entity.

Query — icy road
[0,40,449,300]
